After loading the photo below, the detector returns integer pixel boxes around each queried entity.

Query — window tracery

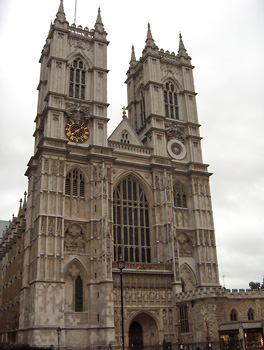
[64,223,85,253]
[173,182,187,208]
[69,58,86,100]
[65,169,85,197]
[164,81,179,120]
[113,177,151,263]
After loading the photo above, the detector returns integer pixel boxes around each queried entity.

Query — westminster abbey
[1,2,263,349]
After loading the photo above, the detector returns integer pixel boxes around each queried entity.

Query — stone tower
[19,2,114,346]
[3,1,220,347]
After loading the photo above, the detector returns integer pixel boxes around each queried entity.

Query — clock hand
[71,127,82,136]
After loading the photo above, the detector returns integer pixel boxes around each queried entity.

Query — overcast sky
[0,0,263,290]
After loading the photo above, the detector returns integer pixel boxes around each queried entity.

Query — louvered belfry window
[69,58,86,99]
[113,177,151,263]
[65,169,85,197]
[164,81,179,120]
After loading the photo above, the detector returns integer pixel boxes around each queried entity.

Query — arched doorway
[129,312,159,349]
[129,322,143,350]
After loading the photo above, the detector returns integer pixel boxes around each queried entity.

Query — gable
[108,117,143,146]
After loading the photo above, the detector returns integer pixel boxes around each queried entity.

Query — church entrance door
[129,322,143,350]
[129,312,159,349]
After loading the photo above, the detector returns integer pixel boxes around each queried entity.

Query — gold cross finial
[122,106,127,118]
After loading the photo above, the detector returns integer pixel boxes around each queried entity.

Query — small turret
[129,44,137,68]
[143,23,159,56]
[95,8,104,32]
[55,0,67,25]
[178,32,189,58]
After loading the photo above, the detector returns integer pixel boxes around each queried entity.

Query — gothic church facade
[1,2,263,349]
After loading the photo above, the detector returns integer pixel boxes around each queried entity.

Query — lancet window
[164,81,179,120]
[230,308,238,321]
[75,275,83,312]
[248,308,254,320]
[173,182,187,208]
[140,91,146,124]
[179,305,189,333]
[65,169,85,197]
[120,130,130,144]
[113,177,151,264]
[69,58,86,99]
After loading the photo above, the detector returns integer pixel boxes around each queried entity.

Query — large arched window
[164,81,179,120]
[173,182,187,208]
[69,58,86,99]
[75,275,83,312]
[65,169,85,197]
[113,177,151,263]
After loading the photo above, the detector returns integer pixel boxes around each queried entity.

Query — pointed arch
[64,257,88,280]
[180,263,196,292]
[173,181,188,208]
[127,311,161,347]
[65,167,86,197]
[161,76,183,92]
[64,258,88,312]
[135,83,146,126]
[248,307,254,320]
[66,51,92,71]
[230,308,238,322]
[163,78,183,120]
[66,52,91,100]
[113,170,153,203]
[113,174,152,264]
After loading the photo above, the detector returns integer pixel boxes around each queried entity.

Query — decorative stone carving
[65,102,91,121]
[64,223,85,253]
[178,232,193,257]
[165,122,186,142]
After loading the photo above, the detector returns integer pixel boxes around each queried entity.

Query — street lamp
[117,258,125,350]
[57,327,61,349]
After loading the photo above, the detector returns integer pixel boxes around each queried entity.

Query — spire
[95,7,104,32]
[145,22,155,48]
[55,0,67,24]
[22,191,27,211]
[143,23,158,56]
[130,45,136,63]
[178,32,188,57]
[96,7,103,25]
[147,23,153,41]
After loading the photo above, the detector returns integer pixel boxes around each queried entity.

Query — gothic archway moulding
[180,263,196,292]
[113,170,153,205]
[127,311,161,347]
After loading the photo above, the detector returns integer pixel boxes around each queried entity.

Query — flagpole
[74,0,77,24]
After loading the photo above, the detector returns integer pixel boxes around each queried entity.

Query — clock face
[171,143,182,155]
[65,120,89,143]
[167,139,186,160]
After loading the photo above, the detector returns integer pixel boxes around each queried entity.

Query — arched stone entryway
[129,312,159,349]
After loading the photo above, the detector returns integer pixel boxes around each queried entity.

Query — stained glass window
[113,177,151,263]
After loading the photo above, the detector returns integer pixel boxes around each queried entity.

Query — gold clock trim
[65,120,89,143]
